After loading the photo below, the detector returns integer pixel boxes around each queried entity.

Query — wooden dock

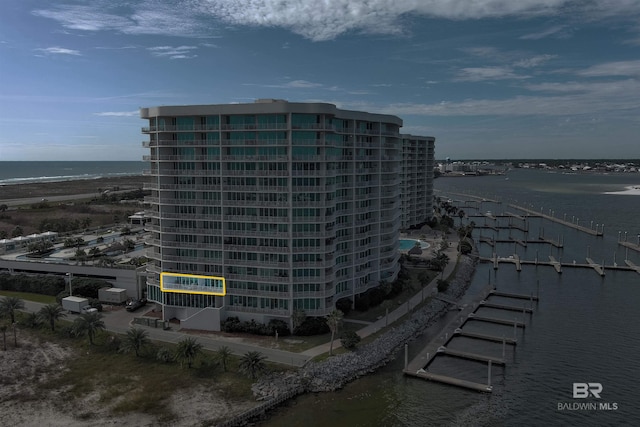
[455,329,517,345]
[482,255,640,276]
[467,313,526,328]
[440,348,506,365]
[404,279,542,393]
[585,257,605,276]
[409,370,493,393]
[619,241,640,253]
[507,204,603,236]
[404,285,495,391]
[624,259,640,275]
[490,290,538,301]
[480,301,533,313]
[548,256,562,273]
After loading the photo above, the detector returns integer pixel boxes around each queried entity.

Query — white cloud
[454,67,529,82]
[35,47,81,56]
[578,60,640,77]
[147,45,198,59]
[284,80,322,88]
[32,0,640,41]
[93,111,139,117]
[242,79,326,89]
[514,54,557,68]
[338,78,640,118]
[519,25,568,40]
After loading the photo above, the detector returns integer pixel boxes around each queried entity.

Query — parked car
[126,298,147,312]
[81,306,98,314]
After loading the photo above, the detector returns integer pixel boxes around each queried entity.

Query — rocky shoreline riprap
[252,254,478,400]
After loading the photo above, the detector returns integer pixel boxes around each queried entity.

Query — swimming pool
[399,238,430,251]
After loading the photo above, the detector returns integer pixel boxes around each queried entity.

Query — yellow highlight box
[160,272,226,296]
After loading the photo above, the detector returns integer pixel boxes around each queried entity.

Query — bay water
[263,169,640,426]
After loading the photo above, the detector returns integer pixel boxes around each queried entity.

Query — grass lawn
[0,290,56,304]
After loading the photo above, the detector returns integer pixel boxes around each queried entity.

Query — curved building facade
[141,100,434,330]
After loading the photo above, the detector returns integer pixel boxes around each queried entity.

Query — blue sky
[1,0,639,161]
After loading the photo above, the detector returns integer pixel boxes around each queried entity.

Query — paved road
[10,235,460,367]
[17,299,311,367]
[1,189,135,207]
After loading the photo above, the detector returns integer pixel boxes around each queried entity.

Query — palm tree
[326,309,344,356]
[38,304,66,332]
[22,312,42,329]
[216,345,233,372]
[72,312,105,345]
[174,337,202,369]
[238,351,267,380]
[121,327,150,357]
[0,296,25,324]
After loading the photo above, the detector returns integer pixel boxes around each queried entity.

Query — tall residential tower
[141,100,435,331]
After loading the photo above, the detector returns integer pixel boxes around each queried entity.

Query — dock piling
[404,344,408,370]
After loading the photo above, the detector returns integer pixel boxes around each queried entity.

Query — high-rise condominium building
[141,100,435,331]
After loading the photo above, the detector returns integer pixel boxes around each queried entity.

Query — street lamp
[66,272,73,296]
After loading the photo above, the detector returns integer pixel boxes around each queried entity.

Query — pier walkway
[403,284,494,386]
[479,255,638,276]
[403,282,530,393]
[507,204,603,236]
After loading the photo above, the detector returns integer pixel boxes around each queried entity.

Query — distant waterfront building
[141,100,435,331]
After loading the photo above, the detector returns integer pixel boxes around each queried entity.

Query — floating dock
[624,260,640,275]
[480,301,533,313]
[440,348,506,365]
[410,370,493,393]
[454,330,518,345]
[548,256,563,273]
[467,313,526,328]
[585,257,605,276]
[404,267,544,393]
[490,290,538,301]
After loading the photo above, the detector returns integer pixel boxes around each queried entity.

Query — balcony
[228,288,290,299]
[227,306,290,317]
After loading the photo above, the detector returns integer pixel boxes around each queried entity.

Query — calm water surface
[263,169,640,426]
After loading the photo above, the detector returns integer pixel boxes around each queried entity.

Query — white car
[81,306,98,314]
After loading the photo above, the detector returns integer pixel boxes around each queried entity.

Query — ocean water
[263,169,640,426]
[0,161,145,185]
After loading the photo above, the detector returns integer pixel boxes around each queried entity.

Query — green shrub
[336,297,353,315]
[0,273,66,296]
[354,292,370,311]
[221,316,291,336]
[294,316,329,336]
[340,330,361,351]
[156,346,174,363]
[437,279,449,292]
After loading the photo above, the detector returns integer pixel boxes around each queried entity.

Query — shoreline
[604,185,640,195]
[0,175,150,202]
[227,254,477,426]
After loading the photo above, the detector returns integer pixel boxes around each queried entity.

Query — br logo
[573,383,603,399]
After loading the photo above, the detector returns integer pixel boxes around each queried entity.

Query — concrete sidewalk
[301,235,460,358]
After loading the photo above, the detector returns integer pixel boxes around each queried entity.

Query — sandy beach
[604,185,640,195]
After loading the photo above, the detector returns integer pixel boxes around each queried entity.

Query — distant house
[128,212,149,226]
